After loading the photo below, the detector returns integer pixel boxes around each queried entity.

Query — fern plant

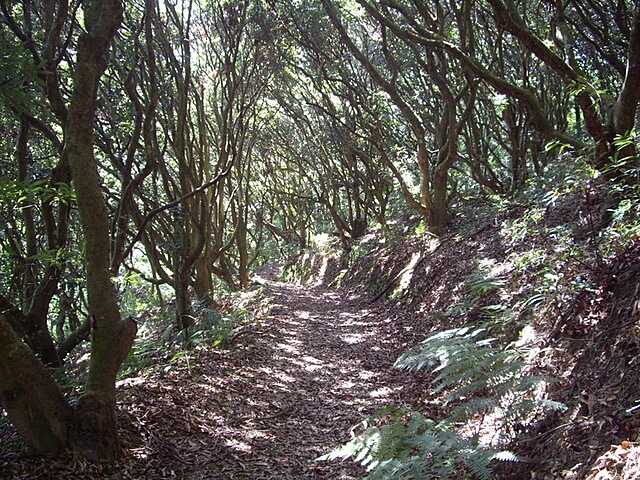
[320,325,564,479]
[396,325,564,434]
[319,407,517,480]
[445,261,509,322]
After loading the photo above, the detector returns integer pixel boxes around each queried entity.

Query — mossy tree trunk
[64,0,137,461]
[0,0,136,462]
[609,5,640,171]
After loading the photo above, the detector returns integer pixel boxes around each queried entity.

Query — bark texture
[63,0,137,460]
[0,315,72,453]
[610,5,640,167]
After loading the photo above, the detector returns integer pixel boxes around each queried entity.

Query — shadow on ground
[1,281,425,479]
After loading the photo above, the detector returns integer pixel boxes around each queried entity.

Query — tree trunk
[486,0,610,167]
[175,266,192,331]
[63,0,137,461]
[14,117,63,367]
[237,214,250,288]
[610,4,640,172]
[193,254,215,299]
[0,316,72,454]
[430,170,449,234]
[417,138,434,223]
[0,295,61,367]
[0,0,135,462]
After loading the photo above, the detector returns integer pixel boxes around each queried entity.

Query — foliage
[124,283,263,377]
[0,178,74,207]
[1,0,639,462]
[322,323,563,479]
[606,130,640,181]
[396,325,564,427]
[319,408,517,480]
[119,342,158,379]
[597,129,640,255]
[443,259,510,324]
[604,197,640,252]
[0,35,42,114]
[187,302,252,348]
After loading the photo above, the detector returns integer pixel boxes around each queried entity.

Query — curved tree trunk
[63,0,137,461]
[0,0,134,461]
[610,5,640,172]
[0,316,72,454]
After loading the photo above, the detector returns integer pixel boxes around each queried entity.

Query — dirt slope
[284,194,640,479]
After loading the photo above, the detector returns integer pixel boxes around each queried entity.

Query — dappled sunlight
[333,380,357,390]
[304,365,323,372]
[338,310,373,320]
[287,357,325,372]
[225,438,253,453]
[279,318,303,326]
[258,367,297,384]
[341,333,366,344]
[195,381,222,393]
[276,342,302,355]
[312,256,330,286]
[301,355,324,366]
[90,282,416,478]
[368,386,398,398]
[116,376,148,388]
[394,251,423,296]
[358,371,377,380]
[339,319,373,328]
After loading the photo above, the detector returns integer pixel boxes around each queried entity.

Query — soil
[0,272,429,479]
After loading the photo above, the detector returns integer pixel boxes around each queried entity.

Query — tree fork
[64,0,137,460]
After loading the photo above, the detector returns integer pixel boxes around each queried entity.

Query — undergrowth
[320,322,564,479]
[321,157,625,479]
[320,407,517,480]
[118,286,266,379]
[307,152,640,479]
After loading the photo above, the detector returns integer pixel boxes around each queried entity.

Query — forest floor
[5,207,640,479]
[1,270,430,479]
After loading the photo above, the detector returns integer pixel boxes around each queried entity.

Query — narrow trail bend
[122,279,424,480]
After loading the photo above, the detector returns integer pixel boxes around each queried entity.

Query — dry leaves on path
[1,280,425,479]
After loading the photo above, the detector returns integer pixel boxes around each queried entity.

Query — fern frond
[445,358,520,400]
[325,321,566,480]
[320,409,520,480]
[395,325,495,374]
[461,448,497,480]
[465,272,506,296]
[449,397,498,422]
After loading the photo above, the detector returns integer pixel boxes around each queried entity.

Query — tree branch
[121,165,235,262]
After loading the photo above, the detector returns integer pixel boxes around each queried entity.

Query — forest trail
[2,275,425,479]
[1,275,425,479]
[113,278,421,479]
[178,281,408,479]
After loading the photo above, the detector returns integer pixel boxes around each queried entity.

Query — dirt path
[196,282,409,478]
[170,280,419,480]
[2,280,423,479]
